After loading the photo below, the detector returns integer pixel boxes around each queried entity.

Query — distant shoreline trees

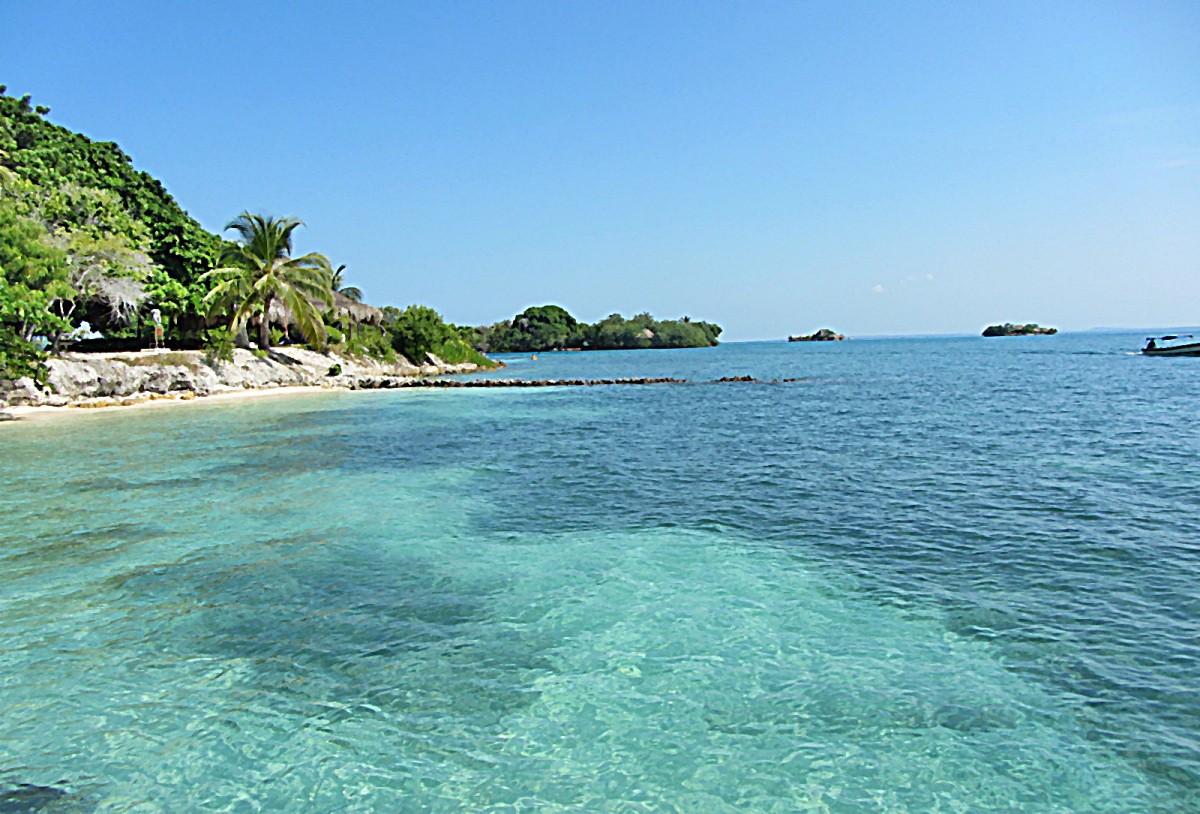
[475,306,721,353]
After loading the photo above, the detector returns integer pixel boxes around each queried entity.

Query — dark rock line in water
[346,375,806,389]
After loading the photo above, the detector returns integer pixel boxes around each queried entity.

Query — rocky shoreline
[339,375,804,389]
[0,350,815,421]
[0,347,485,412]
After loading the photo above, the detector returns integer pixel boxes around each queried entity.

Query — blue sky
[4,1,1198,338]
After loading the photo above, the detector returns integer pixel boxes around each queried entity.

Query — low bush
[387,305,453,364]
[433,336,494,368]
[203,327,235,363]
[0,326,47,382]
[340,324,394,362]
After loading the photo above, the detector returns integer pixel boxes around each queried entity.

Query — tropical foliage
[330,264,363,302]
[483,305,578,352]
[384,305,454,363]
[476,306,721,352]
[202,213,332,350]
[339,324,394,363]
[1,87,222,374]
[0,87,221,325]
[383,305,491,367]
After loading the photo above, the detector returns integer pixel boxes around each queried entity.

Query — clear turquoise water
[1,333,1198,812]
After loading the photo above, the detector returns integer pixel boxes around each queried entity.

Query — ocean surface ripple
[1,333,1197,811]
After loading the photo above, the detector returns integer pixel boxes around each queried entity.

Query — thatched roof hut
[267,292,383,330]
[329,291,384,325]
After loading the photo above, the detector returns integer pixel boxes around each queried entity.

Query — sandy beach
[1,384,346,423]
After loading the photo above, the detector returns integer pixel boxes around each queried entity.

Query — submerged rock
[0,783,70,811]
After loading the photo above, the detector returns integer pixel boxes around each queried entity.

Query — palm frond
[209,212,333,347]
[278,283,327,348]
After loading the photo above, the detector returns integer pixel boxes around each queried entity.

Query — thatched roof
[330,291,383,325]
[266,292,384,328]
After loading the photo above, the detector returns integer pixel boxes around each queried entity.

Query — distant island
[789,328,845,342]
[982,323,1058,337]
[471,305,721,352]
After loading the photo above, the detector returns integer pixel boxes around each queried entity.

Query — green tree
[0,196,69,378]
[201,213,332,350]
[490,304,578,351]
[0,88,222,329]
[329,264,363,302]
[482,306,722,352]
[386,304,453,364]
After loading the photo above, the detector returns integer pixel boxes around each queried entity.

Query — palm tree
[202,213,332,350]
[330,264,363,302]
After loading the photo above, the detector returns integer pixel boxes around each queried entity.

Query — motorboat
[1142,335,1200,357]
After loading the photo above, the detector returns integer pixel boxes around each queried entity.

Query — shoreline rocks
[0,347,488,409]
[343,375,806,389]
[0,354,812,416]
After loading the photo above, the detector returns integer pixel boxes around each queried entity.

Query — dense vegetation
[0,89,220,338]
[982,323,1057,337]
[475,305,721,352]
[0,87,492,379]
[384,305,492,368]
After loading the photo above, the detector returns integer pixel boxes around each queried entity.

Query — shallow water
[1,333,1198,811]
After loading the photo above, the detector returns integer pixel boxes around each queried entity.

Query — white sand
[1,384,347,423]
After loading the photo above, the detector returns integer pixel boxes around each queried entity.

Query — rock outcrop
[788,329,845,342]
[0,347,486,409]
[982,323,1057,337]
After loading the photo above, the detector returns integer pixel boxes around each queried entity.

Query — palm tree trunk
[259,295,273,350]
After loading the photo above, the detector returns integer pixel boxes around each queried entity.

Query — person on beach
[151,309,164,349]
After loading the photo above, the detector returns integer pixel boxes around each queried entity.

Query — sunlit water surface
[1,334,1198,811]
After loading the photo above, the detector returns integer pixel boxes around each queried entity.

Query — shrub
[387,305,452,364]
[341,324,394,362]
[433,336,494,368]
[327,363,342,376]
[203,326,235,363]
[0,325,47,382]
